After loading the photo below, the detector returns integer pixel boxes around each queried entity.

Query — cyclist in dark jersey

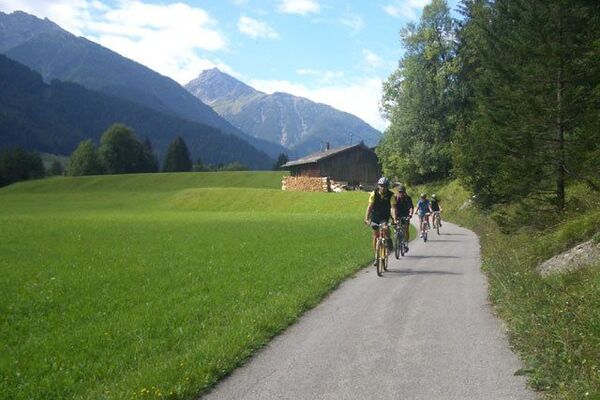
[431,193,442,227]
[364,177,397,264]
[395,185,414,253]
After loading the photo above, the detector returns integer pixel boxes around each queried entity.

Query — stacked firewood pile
[282,176,330,192]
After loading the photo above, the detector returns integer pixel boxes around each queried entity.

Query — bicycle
[393,216,410,259]
[432,211,441,235]
[370,222,390,277]
[420,213,430,242]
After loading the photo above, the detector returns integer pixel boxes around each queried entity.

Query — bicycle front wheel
[394,232,400,259]
[377,240,385,276]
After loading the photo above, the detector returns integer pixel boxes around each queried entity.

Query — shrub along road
[202,221,536,399]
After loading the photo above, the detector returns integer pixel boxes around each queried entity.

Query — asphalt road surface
[201,221,536,400]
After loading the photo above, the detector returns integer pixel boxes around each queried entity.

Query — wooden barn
[281,143,381,186]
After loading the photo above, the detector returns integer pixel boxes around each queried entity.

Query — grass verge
[413,180,600,399]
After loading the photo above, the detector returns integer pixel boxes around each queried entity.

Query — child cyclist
[394,185,414,253]
[415,193,433,238]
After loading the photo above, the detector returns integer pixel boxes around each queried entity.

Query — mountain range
[185,68,382,157]
[0,11,285,159]
[0,54,272,169]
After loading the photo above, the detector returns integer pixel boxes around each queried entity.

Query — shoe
[404,245,409,253]
[419,233,423,238]
[439,223,442,227]
[373,259,378,266]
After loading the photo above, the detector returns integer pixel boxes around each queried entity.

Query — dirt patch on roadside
[537,239,600,276]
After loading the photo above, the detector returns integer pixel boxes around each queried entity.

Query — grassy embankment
[0,172,376,400]
[415,180,600,400]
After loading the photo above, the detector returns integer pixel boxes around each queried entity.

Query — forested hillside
[378,0,599,212]
[0,55,273,169]
[0,11,285,159]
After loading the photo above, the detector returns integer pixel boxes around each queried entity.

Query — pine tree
[140,138,159,173]
[453,0,600,209]
[272,153,289,170]
[163,136,192,172]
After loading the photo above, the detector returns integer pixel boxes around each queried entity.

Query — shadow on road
[384,269,462,276]
[422,239,463,243]
[401,255,460,259]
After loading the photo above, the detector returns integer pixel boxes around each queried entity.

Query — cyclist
[364,177,397,264]
[415,193,432,238]
[394,185,413,253]
[431,194,442,228]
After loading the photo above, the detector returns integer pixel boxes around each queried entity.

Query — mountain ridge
[185,68,382,156]
[0,54,273,169]
[0,11,285,158]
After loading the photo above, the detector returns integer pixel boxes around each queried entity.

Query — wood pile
[282,176,330,192]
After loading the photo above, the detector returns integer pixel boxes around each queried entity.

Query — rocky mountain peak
[185,68,258,105]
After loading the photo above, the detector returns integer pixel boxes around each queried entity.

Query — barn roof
[281,143,371,168]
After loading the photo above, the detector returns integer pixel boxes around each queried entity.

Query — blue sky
[0,0,460,131]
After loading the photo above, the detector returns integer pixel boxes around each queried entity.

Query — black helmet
[398,185,406,193]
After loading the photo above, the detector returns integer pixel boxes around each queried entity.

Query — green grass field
[0,172,376,400]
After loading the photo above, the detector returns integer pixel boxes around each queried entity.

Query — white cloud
[363,49,383,68]
[278,0,320,15]
[0,0,231,84]
[249,76,388,131]
[238,16,279,39]
[383,0,431,20]
[0,0,94,34]
[340,10,364,32]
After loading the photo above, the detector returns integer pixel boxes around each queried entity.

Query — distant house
[281,143,381,186]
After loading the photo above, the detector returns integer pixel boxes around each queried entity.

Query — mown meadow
[0,172,375,400]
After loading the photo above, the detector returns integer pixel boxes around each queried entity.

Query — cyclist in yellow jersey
[364,177,397,264]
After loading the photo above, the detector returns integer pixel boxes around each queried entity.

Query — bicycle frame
[394,217,410,258]
[370,222,389,276]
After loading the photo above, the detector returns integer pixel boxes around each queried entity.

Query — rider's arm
[365,204,373,224]
[390,195,397,222]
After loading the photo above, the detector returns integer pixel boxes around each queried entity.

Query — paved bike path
[201,222,536,400]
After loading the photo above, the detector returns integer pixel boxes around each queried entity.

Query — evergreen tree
[378,0,458,183]
[163,136,192,172]
[99,123,145,174]
[140,138,159,173]
[272,153,289,170]
[453,0,600,209]
[68,140,102,176]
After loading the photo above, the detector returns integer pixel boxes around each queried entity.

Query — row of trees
[68,124,196,176]
[68,124,160,176]
[378,0,600,211]
[67,123,252,176]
